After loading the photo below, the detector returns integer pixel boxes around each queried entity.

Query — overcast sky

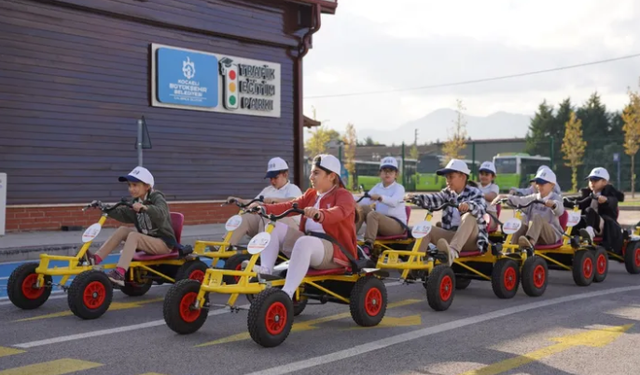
[303,0,640,133]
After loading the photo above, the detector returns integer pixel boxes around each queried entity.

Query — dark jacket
[108,190,177,248]
[578,184,624,219]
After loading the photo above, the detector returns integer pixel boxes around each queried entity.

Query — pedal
[257,273,283,281]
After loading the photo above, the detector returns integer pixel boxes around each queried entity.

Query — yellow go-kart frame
[7,199,209,320]
[163,204,388,348]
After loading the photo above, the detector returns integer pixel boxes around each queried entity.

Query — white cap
[537,165,550,172]
[314,154,344,186]
[437,159,471,176]
[530,167,557,185]
[586,167,610,181]
[265,157,289,179]
[119,166,155,188]
[479,161,496,175]
[380,156,399,170]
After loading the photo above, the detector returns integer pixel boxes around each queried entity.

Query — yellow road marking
[195,298,421,347]
[14,298,164,322]
[458,324,634,375]
[0,358,102,375]
[0,347,25,358]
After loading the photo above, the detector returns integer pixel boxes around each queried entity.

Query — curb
[619,206,640,212]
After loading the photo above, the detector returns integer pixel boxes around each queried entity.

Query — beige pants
[356,205,405,243]
[512,215,559,246]
[228,213,298,246]
[95,226,172,269]
[418,213,479,253]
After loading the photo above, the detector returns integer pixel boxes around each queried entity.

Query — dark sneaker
[107,270,125,286]
[518,236,534,251]
[436,238,458,267]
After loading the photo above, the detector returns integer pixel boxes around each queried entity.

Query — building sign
[151,44,281,118]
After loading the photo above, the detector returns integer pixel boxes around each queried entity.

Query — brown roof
[303,116,322,128]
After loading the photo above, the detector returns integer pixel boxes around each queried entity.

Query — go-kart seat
[534,211,568,250]
[132,212,184,261]
[306,268,348,277]
[459,250,484,258]
[376,206,412,241]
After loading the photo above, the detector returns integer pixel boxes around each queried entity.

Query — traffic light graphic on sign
[219,57,239,110]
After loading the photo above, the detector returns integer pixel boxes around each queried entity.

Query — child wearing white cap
[495,167,564,250]
[87,166,176,286]
[408,159,489,266]
[510,165,562,196]
[225,157,303,247]
[477,161,500,232]
[571,167,624,243]
[356,156,407,256]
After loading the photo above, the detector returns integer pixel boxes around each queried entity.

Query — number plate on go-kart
[502,218,522,235]
[411,221,433,239]
[247,232,271,254]
[566,211,581,228]
[82,223,102,243]
[225,215,243,231]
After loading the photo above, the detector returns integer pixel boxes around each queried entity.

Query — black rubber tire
[163,279,209,334]
[349,275,387,327]
[426,265,455,311]
[572,250,595,286]
[67,270,113,320]
[7,263,52,310]
[175,260,208,283]
[247,288,293,347]
[491,259,520,299]
[521,256,548,297]
[223,254,253,285]
[624,241,640,274]
[455,277,472,290]
[120,278,153,297]
[593,247,608,283]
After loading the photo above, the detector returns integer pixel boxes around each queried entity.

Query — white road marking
[245,285,640,375]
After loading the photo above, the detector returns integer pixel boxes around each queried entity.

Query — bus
[492,153,551,192]
[412,155,479,191]
[354,158,418,191]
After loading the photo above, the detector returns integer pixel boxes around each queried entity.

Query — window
[494,157,517,174]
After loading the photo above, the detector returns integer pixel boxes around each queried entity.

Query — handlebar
[408,196,459,212]
[497,198,546,210]
[83,199,133,212]
[224,195,264,208]
[252,203,305,221]
[355,185,372,203]
[563,193,596,207]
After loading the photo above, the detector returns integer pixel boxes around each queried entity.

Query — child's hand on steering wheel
[369,194,382,202]
[132,203,145,212]
[304,207,322,221]
[458,202,470,213]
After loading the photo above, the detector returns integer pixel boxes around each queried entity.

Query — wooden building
[0,0,338,232]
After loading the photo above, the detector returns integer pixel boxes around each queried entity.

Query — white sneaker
[580,227,595,243]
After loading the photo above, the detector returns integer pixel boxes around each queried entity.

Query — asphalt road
[1,260,640,375]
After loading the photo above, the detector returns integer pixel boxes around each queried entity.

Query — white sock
[257,222,288,275]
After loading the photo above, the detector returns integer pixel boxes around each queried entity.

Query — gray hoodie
[507,192,565,242]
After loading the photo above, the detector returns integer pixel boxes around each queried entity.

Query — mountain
[358,109,532,145]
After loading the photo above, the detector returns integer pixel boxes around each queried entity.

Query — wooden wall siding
[0,0,300,205]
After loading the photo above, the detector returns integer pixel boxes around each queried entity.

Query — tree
[343,123,357,189]
[561,111,587,192]
[409,144,419,160]
[622,89,640,197]
[305,125,332,156]
[441,99,467,165]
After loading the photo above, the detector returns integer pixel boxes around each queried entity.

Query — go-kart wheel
[350,275,387,326]
[176,260,208,283]
[223,254,253,285]
[624,241,640,274]
[491,259,520,299]
[593,247,608,283]
[67,270,113,320]
[521,256,548,297]
[163,279,209,334]
[247,288,293,347]
[425,265,455,311]
[572,250,595,286]
[7,263,52,310]
[455,277,472,290]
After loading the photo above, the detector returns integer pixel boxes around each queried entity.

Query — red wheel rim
[265,302,287,335]
[234,264,243,283]
[189,270,205,283]
[83,281,106,309]
[583,257,593,279]
[635,248,640,267]
[533,264,546,289]
[596,254,607,275]
[21,273,44,300]
[504,267,517,291]
[440,275,453,301]
[179,292,201,323]
[365,287,383,316]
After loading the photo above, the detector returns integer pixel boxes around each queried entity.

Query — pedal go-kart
[509,196,604,286]
[7,199,208,320]
[163,203,387,348]
[563,195,640,275]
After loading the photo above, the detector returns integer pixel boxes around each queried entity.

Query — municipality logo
[182,57,196,79]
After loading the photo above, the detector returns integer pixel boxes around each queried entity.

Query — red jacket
[263,187,357,268]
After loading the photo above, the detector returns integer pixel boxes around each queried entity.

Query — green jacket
[108,190,177,248]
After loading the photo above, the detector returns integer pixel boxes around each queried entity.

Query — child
[477,161,500,232]
[87,167,176,286]
[573,167,625,245]
[510,165,562,196]
[496,167,564,249]
[408,159,488,266]
[356,156,407,256]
